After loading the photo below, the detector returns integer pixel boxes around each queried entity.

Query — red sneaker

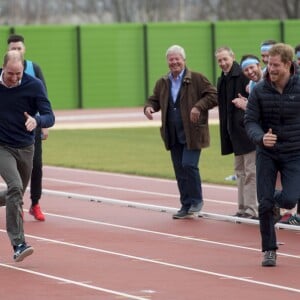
[29,204,45,221]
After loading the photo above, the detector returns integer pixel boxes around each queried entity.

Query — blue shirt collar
[168,69,185,81]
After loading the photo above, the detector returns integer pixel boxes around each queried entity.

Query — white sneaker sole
[14,247,34,262]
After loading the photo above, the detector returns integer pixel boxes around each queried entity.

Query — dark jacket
[0,71,55,148]
[144,68,218,150]
[245,64,300,153]
[217,61,255,155]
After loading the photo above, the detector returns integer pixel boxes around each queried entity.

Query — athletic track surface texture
[0,107,299,300]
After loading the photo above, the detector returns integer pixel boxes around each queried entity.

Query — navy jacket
[217,61,255,155]
[0,71,55,148]
[245,64,300,153]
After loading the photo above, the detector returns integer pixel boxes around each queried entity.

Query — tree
[0,0,299,25]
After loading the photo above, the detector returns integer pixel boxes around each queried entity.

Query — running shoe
[13,243,34,262]
[286,214,300,225]
[29,204,45,221]
[172,210,194,219]
[262,250,277,267]
[188,201,203,214]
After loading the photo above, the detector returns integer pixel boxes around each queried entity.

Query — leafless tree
[283,0,300,18]
[0,0,299,24]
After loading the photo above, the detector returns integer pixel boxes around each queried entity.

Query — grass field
[44,124,235,185]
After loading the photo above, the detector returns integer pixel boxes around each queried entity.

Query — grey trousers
[234,150,258,217]
[0,144,34,247]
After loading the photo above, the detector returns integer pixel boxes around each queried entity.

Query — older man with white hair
[144,45,217,219]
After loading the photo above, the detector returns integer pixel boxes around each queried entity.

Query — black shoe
[242,213,258,220]
[13,243,34,262]
[273,204,281,224]
[188,202,203,214]
[233,212,244,217]
[262,250,277,267]
[172,210,193,219]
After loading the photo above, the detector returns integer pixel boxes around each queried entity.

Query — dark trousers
[0,144,34,246]
[256,149,300,252]
[30,127,42,205]
[170,142,203,211]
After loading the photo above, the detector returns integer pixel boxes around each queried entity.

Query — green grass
[43,124,235,185]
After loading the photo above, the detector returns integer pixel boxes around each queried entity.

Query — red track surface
[0,167,299,300]
[0,108,299,299]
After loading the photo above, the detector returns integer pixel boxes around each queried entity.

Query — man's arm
[34,80,55,128]
[244,89,265,146]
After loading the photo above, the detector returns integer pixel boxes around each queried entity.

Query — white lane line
[54,121,161,130]
[13,211,300,259]
[55,112,148,121]
[0,229,299,294]
[0,262,149,300]
[43,177,236,206]
[40,213,300,258]
[44,166,237,191]
[54,120,218,130]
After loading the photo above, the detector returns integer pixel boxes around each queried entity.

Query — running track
[0,108,299,299]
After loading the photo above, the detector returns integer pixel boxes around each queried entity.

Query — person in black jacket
[215,46,257,219]
[7,34,48,221]
[294,44,300,67]
[276,41,300,226]
[245,43,300,267]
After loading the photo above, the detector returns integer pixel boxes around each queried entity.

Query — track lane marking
[0,261,149,300]
[0,228,299,294]
[44,166,236,191]
[43,177,236,206]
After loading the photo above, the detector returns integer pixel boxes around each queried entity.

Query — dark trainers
[13,243,34,262]
[188,201,203,214]
[172,210,193,219]
[286,214,300,225]
[242,213,258,220]
[272,204,281,224]
[262,250,277,267]
[232,212,244,217]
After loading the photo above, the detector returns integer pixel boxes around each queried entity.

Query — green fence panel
[283,19,300,51]
[80,23,145,108]
[6,20,300,110]
[13,25,79,109]
[146,22,213,96]
[214,20,282,83]
[0,26,12,58]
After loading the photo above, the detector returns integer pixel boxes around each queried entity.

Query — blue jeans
[256,149,300,252]
[170,143,203,211]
